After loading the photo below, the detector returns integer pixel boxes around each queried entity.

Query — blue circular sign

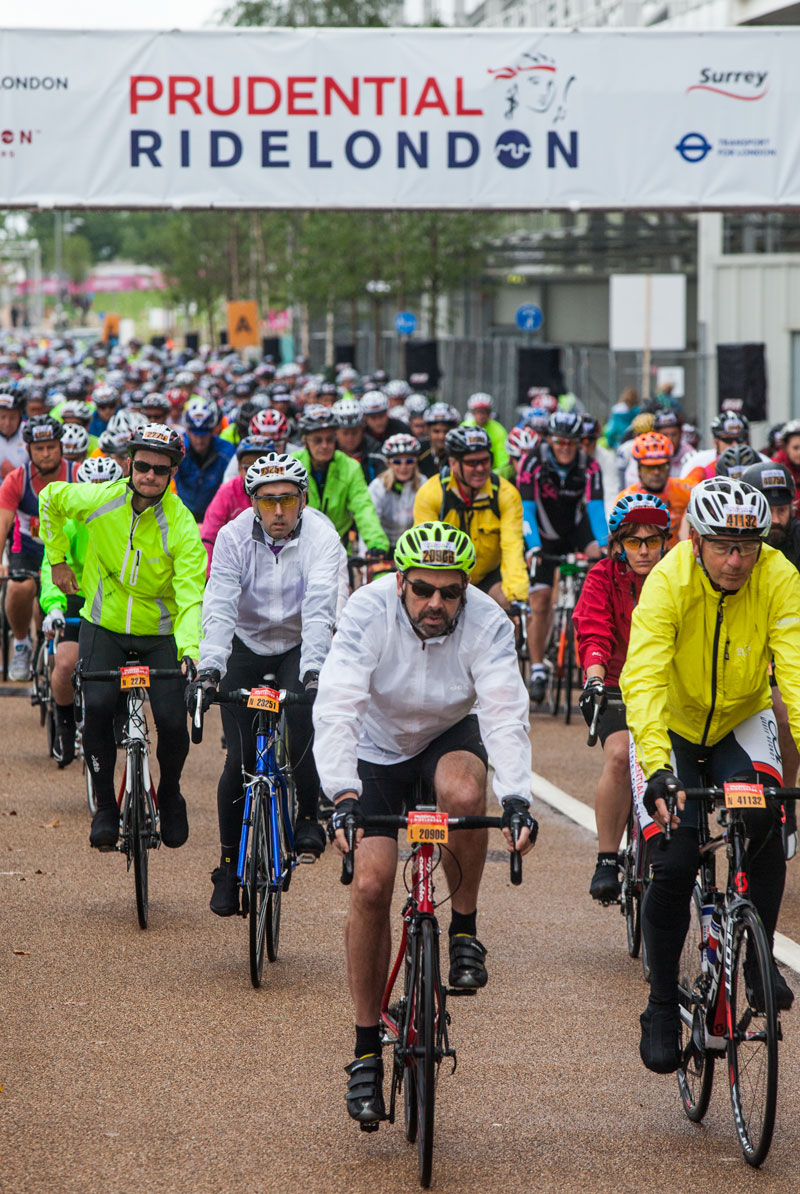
[494,130,531,169]
[394,311,417,336]
[675,132,713,163]
[516,304,543,332]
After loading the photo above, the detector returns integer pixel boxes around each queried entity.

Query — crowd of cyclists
[2,327,799,1120]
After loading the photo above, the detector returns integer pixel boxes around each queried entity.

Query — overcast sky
[6,0,456,29]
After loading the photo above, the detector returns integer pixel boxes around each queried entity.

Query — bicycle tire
[677,885,714,1122]
[265,786,282,964]
[131,752,149,931]
[727,904,778,1167]
[563,614,574,726]
[622,816,640,959]
[416,918,437,1188]
[545,611,564,718]
[276,712,298,828]
[33,641,48,726]
[0,597,9,682]
[249,788,269,987]
[402,935,419,1143]
[639,838,652,981]
[45,706,56,760]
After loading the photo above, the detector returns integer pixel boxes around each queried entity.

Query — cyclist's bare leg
[773,685,800,785]
[52,641,79,705]
[6,577,35,640]
[594,729,631,853]
[346,835,398,1025]
[527,585,552,666]
[435,750,488,914]
[487,582,509,610]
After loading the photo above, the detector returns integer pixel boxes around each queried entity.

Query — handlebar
[79,668,185,681]
[658,782,796,846]
[337,813,526,887]
[190,684,315,745]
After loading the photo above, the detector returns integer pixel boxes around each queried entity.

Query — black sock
[220,846,237,869]
[355,1024,381,1058]
[56,701,75,729]
[449,909,477,937]
[597,851,618,865]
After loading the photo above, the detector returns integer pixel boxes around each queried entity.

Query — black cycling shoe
[528,672,546,705]
[210,865,240,917]
[294,817,326,858]
[90,804,119,850]
[639,1000,681,1073]
[159,792,189,848]
[745,957,795,1012]
[344,1054,385,1124]
[448,933,488,989]
[589,858,621,903]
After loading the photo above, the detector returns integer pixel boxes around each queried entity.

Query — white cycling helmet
[107,408,147,437]
[244,452,309,498]
[98,427,132,455]
[332,398,364,428]
[385,379,411,400]
[361,390,389,415]
[467,391,493,412]
[60,424,90,456]
[60,399,94,425]
[382,433,421,459]
[686,477,770,540]
[76,455,124,483]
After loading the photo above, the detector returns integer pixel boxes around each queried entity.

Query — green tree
[220,0,399,26]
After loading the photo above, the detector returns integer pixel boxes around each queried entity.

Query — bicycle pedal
[296,851,318,865]
[360,1121,381,1134]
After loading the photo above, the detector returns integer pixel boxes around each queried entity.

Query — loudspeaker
[717,343,767,421]
[262,336,280,361]
[405,340,441,389]
[185,332,199,353]
[220,329,228,346]
[150,335,166,350]
[335,343,356,368]
[517,347,564,405]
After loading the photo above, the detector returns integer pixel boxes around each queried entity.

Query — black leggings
[216,637,319,849]
[79,622,189,809]
[643,730,786,1005]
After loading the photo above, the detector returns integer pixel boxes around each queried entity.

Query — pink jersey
[199,474,249,576]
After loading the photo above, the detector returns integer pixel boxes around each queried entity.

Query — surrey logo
[686,69,769,101]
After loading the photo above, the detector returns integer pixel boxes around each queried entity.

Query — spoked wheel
[45,705,56,760]
[276,712,298,827]
[677,886,714,1122]
[415,918,438,1188]
[727,906,779,1167]
[622,819,641,959]
[265,790,282,964]
[248,789,270,987]
[545,613,565,717]
[562,616,575,725]
[402,936,419,1143]
[33,643,48,726]
[131,759,149,931]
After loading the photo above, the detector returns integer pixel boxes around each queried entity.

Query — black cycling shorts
[9,549,42,590]
[531,533,593,590]
[475,566,502,595]
[357,714,489,840]
[597,687,627,745]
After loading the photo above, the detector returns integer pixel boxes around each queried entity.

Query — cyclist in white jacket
[366,432,423,549]
[189,452,341,916]
[316,520,537,1126]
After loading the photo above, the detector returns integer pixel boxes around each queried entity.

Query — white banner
[1,27,799,209]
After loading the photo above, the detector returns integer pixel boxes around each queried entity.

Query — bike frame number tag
[119,665,150,689]
[723,781,766,810]
[247,686,280,711]
[407,810,449,844]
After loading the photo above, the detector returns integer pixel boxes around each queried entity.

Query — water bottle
[706,909,721,971]
[700,903,713,974]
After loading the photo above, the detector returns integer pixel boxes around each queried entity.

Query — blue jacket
[175,434,235,521]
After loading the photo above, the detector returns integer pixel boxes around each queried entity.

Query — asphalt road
[3,688,800,1194]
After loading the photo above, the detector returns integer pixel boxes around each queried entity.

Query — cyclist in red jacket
[573,492,671,902]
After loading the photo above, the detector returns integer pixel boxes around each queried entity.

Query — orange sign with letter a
[226,301,260,349]
[102,313,120,343]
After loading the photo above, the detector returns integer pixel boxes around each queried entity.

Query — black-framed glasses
[404,578,465,601]
[132,460,171,477]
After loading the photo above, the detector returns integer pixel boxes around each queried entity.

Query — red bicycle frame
[380,839,437,1042]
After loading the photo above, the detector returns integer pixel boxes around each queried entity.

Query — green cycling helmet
[394,521,476,575]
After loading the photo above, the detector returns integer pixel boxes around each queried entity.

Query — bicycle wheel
[677,885,714,1122]
[131,752,149,931]
[563,614,575,726]
[45,705,56,759]
[727,905,778,1167]
[545,612,564,717]
[265,788,282,964]
[403,935,419,1143]
[276,712,298,827]
[0,594,9,681]
[415,918,438,1188]
[622,817,640,959]
[33,641,48,726]
[248,788,269,987]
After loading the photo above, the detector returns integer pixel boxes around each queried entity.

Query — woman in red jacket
[573,492,671,903]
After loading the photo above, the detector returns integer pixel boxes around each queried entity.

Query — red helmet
[165,387,186,411]
[631,432,674,465]
[249,408,290,442]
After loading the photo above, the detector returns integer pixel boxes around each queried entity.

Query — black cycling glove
[302,670,319,695]
[579,676,607,727]
[643,768,680,818]
[501,797,539,846]
[327,796,365,844]
[185,668,220,714]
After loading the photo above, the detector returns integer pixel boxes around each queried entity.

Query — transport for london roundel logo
[675,132,713,163]
[495,130,532,168]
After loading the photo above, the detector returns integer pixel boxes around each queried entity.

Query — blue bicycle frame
[236,710,296,894]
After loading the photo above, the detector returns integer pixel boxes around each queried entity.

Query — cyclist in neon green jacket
[293,405,389,554]
[39,424,207,852]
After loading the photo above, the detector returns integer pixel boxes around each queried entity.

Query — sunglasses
[95,403,117,411]
[716,435,745,445]
[255,493,301,511]
[703,539,761,558]
[405,578,465,601]
[620,534,665,551]
[550,437,577,448]
[132,460,172,477]
[460,456,491,470]
[390,457,418,466]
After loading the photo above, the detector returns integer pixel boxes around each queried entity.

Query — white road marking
[531,770,800,978]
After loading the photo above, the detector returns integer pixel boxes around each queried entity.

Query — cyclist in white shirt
[0,383,27,478]
[316,520,537,1125]
[188,452,342,915]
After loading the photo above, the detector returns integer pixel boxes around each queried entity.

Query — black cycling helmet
[22,414,64,444]
[711,410,749,440]
[127,423,185,463]
[444,425,491,457]
[714,444,760,479]
[0,381,25,411]
[741,461,797,507]
[653,409,682,431]
[546,410,583,440]
[580,415,601,440]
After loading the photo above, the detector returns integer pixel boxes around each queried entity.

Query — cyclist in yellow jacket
[412,425,528,607]
[621,477,800,1074]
